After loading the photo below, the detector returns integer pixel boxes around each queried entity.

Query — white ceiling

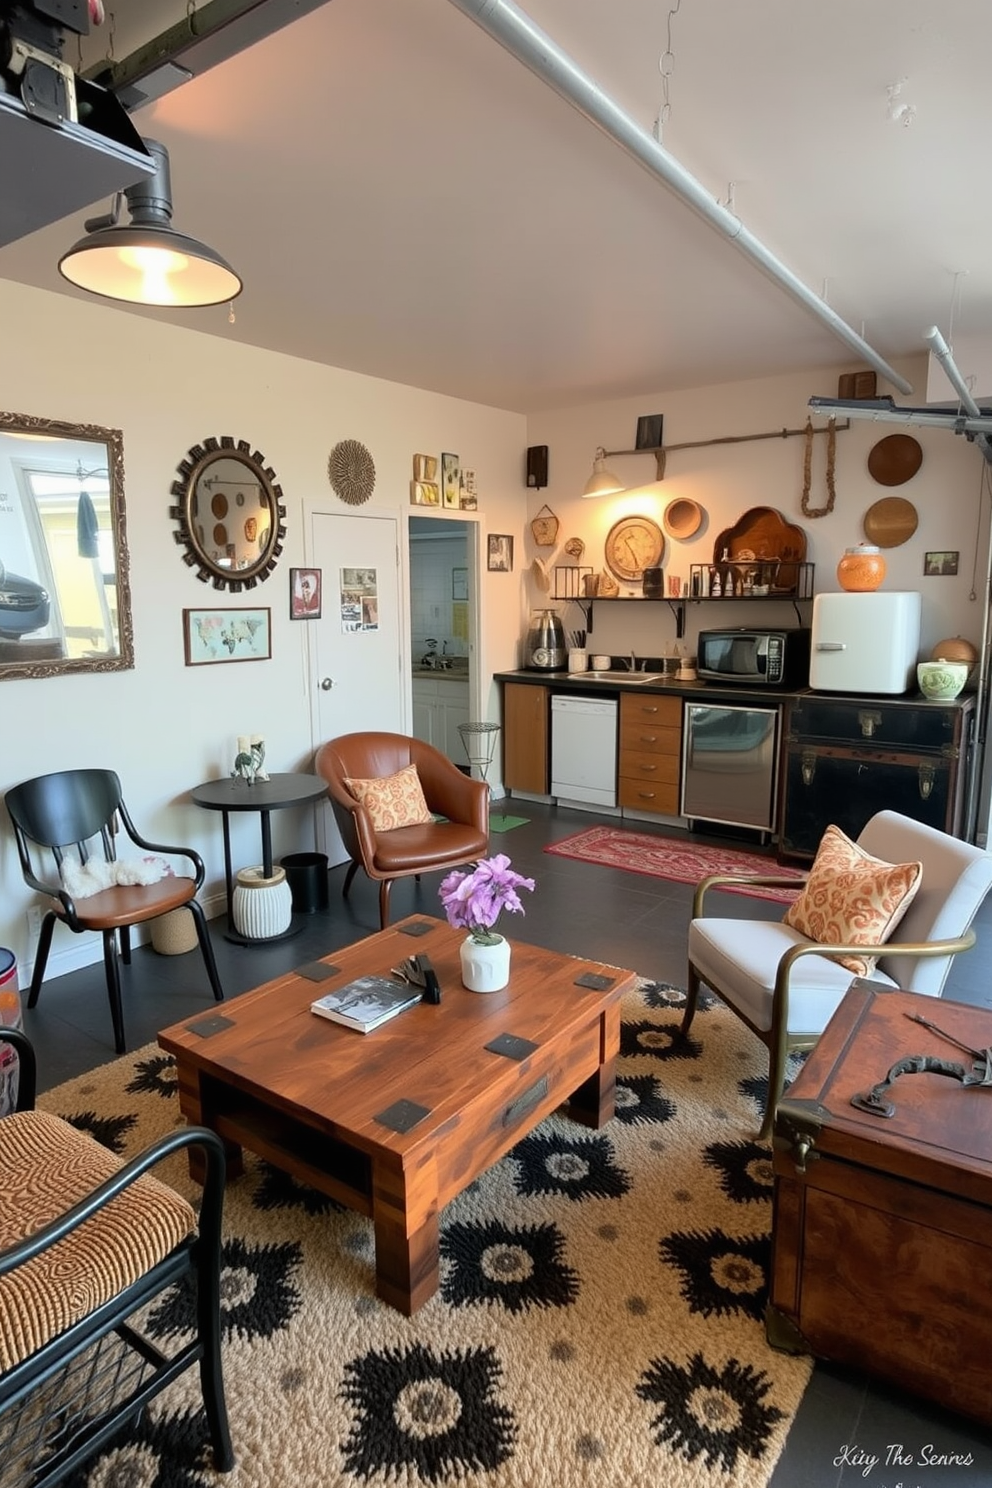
[1,0,989,413]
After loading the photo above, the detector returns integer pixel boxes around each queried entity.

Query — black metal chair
[0,1027,234,1485]
[4,768,225,1053]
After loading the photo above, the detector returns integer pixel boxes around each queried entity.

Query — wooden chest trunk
[768,980,992,1426]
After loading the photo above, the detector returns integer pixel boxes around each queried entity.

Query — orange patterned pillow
[344,764,433,831]
[783,823,922,977]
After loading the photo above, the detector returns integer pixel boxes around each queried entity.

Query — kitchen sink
[565,670,667,684]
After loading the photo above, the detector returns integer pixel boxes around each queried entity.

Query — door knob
[320,677,334,691]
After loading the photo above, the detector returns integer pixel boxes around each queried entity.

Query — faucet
[626,650,638,672]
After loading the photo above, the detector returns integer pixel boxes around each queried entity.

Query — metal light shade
[582,447,624,498]
[59,139,241,308]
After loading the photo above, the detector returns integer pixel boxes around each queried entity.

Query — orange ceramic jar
[836,544,886,592]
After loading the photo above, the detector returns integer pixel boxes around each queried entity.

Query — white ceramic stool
[231,865,293,939]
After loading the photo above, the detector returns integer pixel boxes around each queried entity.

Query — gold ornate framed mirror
[170,437,286,590]
[0,411,133,680]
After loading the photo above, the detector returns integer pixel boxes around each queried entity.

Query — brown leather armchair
[315,732,490,928]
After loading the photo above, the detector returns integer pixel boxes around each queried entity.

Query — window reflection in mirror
[0,413,133,679]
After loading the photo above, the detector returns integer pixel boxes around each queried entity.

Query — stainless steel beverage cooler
[681,702,780,835]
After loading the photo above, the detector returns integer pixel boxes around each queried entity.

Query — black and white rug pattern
[41,978,813,1488]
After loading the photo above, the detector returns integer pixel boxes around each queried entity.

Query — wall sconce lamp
[59,138,242,308]
[582,447,625,498]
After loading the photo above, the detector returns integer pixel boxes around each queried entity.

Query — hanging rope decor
[328,440,376,505]
[800,416,837,517]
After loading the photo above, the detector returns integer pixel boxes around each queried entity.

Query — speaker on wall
[526,445,548,489]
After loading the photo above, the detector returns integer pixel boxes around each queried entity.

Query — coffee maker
[525,609,566,670]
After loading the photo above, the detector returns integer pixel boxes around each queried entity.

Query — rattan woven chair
[0,1027,234,1486]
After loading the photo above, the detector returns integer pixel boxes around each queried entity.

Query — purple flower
[439,854,535,944]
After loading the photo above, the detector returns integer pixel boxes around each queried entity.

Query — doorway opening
[408,513,482,773]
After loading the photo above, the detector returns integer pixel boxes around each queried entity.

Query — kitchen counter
[493,669,974,709]
[496,670,976,847]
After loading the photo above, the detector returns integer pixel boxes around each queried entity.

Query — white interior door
[310,508,406,861]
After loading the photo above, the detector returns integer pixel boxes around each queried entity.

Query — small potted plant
[439,853,535,992]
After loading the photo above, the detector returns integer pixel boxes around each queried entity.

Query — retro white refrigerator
[810,591,922,693]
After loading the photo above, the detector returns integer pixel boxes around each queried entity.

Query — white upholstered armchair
[682,811,992,1141]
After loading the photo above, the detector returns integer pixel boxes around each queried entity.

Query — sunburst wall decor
[328,440,376,505]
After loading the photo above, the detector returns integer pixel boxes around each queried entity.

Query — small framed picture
[487,534,513,572]
[413,453,437,481]
[924,550,959,576]
[452,567,468,601]
[183,608,271,666]
[636,413,664,450]
[411,480,440,506]
[459,468,477,510]
[441,452,460,509]
[290,567,322,619]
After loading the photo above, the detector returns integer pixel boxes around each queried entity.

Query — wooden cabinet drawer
[620,693,681,729]
[619,751,680,785]
[618,778,680,813]
[620,721,680,757]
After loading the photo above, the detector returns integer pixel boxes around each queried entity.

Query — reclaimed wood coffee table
[158,916,636,1314]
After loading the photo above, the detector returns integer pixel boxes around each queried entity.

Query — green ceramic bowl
[917,661,968,700]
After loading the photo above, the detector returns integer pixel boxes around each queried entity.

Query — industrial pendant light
[59,139,242,308]
[582,447,625,498]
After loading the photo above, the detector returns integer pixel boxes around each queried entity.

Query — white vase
[231,865,293,939]
[460,934,511,993]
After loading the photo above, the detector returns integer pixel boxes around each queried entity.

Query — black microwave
[697,627,811,688]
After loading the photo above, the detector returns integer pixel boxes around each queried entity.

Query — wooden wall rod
[605,419,850,480]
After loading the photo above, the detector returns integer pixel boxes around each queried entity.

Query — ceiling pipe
[446,0,913,396]
[924,325,992,460]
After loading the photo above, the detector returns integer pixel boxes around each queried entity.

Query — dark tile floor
[17,800,992,1485]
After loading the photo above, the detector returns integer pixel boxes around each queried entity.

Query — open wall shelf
[551,564,815,638]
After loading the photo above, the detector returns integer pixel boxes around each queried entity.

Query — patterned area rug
[38,981,812,1487]
[545,827,806,903]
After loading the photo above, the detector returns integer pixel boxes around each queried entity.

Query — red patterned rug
[544,826,805,902]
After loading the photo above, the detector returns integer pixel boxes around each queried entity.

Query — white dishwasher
[551,694,618,809]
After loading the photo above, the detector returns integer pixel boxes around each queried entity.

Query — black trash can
[280,852,330,914]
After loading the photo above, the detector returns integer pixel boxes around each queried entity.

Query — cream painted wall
[524,358,989,667]
[0,279,526,984]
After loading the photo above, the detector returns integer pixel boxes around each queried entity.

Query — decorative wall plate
[863,496,918,548]
[328,439,376,505]
[604,515,665,583]
[663,498,703,540]
[867,434,922,486]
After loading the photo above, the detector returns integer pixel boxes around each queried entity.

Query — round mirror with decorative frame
[170,436,286,590]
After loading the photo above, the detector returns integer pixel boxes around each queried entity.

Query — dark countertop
[493,670,975,709]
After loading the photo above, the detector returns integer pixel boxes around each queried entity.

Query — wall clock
[604,515,664,583]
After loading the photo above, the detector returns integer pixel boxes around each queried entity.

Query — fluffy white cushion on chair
[688,917,897,1036]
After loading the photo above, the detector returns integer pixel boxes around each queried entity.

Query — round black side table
[190,773,328,944]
